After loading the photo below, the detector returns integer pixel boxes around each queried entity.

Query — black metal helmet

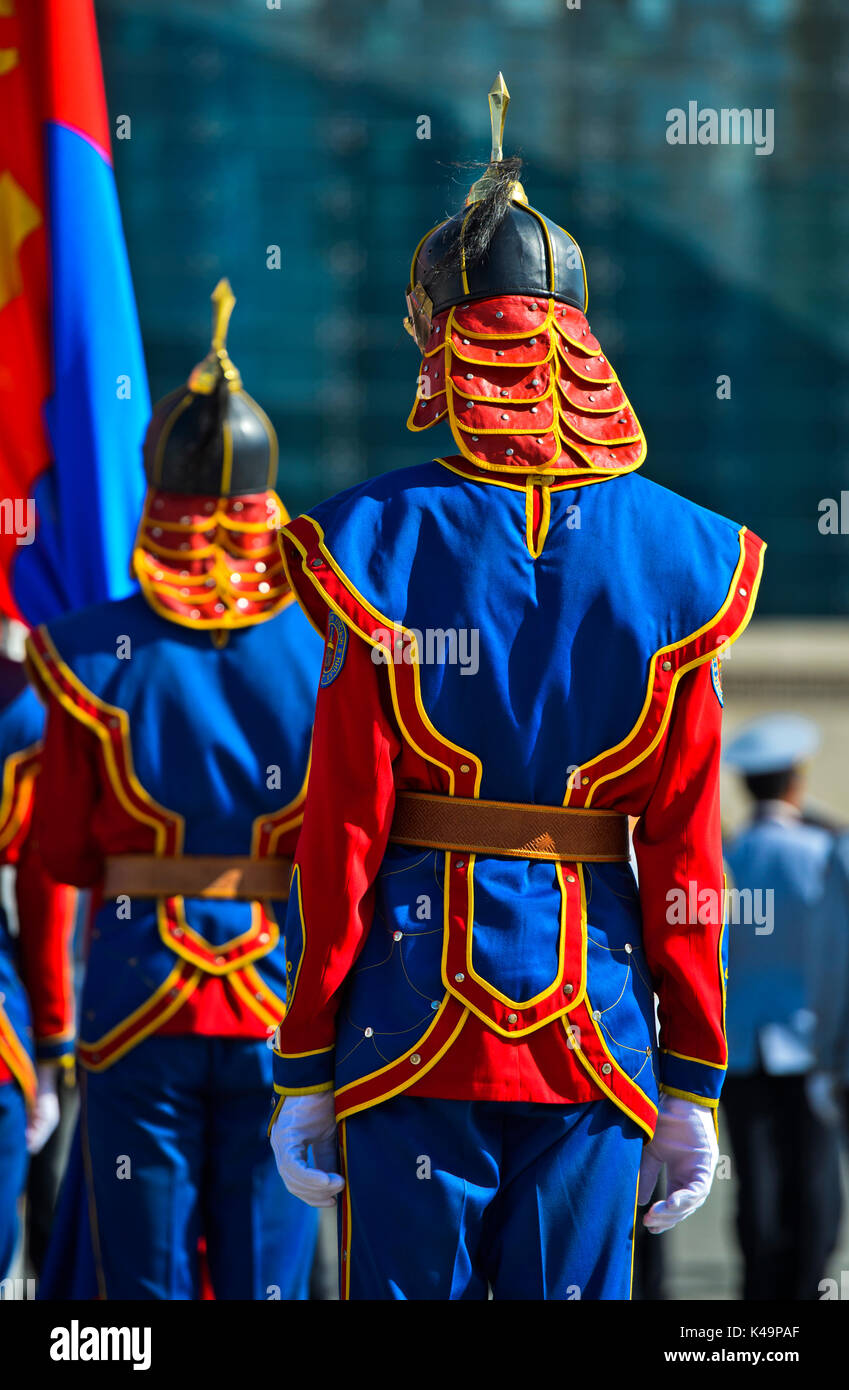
[405,75,587,351]
[410,198,586,322]
[142,280,277,497]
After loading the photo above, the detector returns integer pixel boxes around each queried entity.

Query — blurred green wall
[97,0,849,616]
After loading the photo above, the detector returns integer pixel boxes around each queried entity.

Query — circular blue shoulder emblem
[710,656,724,707]
[320,612,348,687]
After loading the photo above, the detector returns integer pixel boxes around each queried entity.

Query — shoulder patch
[710,656,724,707]
[320,612,348,687]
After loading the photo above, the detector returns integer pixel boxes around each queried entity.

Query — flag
[0,0,148,625]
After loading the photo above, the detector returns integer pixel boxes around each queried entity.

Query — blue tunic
[36,590,323,1054]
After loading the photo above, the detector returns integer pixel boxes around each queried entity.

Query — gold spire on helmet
[188,277,243,394]
[466,73,527,206]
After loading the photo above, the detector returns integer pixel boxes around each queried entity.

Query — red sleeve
[31,695,103,888]
[632,660,727,1106]
[273,621,401,1093]
[15,823,77,1062]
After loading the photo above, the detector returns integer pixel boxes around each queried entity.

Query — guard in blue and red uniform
[0,636,76,1277]
[270,77,767,1301]
[26,283,324,1299]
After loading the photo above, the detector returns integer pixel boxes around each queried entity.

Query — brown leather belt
[102,855,293,901]
[389,792,629,863]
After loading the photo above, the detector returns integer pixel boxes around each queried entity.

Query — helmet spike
[189,278,242,393]
[488,71,510,163]
[211,277,236,354]
[467,73,527,206]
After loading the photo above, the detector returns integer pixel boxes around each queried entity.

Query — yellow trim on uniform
[425,296,647,479]
[132,487,292,633]
[524,481,535,554]
[447,301,557,343]
[228,974,279,1031]
[385,656,460,792]
[0,1009,37,1104]
[282,519,483,797]
[448,337,553,370]
[274,1043,335,1060]
[237,963,286,1027]
[446,855,586,1027]
[629,1168,641,1299]
[536,484,552,554]
[135,536,217,561]
[334,1000,470,1122]
[565,1022,657,1142]
[251,757,310,857]
[339,1119,352,1300]
[25,631,185,854]
[133,560,295,634]
[79,1074,109,1299]
[525,204,556,295]
[565,531,766,807]
[661,1046,726,1070]
[445,382,646,482]
[273,1080,335,1097]
[450,372,552,406]
[156,898,280,975]
[524,479,551,557]
[0,741,39,851]
[267,1093,285,1138]
[220,419,234,496]
[434,456,611,496]
[284,864,309,1012]
[558,381,630,415]
[78,964,202,1071]
[659,1084,720,1110]
[526,207,589,311]
[407,395,448,432]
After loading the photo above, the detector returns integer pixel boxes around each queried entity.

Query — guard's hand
[25,1063,61,1155]
[270,1092,344,1208]
[637,1093,718,1234]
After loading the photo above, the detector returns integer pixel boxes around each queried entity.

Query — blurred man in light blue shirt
[811,833,849,1126]
[723,714,842,1300]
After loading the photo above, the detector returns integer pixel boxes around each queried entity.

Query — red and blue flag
[0,0,147,625]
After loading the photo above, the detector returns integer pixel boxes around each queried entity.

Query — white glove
[270,1092,344,1208]
[638,1093,718,1233]
[25,1063,61,1155]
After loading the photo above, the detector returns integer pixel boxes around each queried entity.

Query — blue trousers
[338,1095,643,1300]
[83,1035,317,1300]
[0,1079,27,1279]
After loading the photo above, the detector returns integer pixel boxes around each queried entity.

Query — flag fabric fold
[0,0,148,626]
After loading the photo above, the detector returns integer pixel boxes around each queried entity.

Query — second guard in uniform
[27,284,324,1299]
[0,637,76,1277]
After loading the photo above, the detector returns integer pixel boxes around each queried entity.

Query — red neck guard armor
[408,294,646,477]
[131,488,291,632]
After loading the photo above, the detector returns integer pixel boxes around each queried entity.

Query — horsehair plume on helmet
[405,73,647,479]
[434,74,527,287]
[430,155,526,291]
